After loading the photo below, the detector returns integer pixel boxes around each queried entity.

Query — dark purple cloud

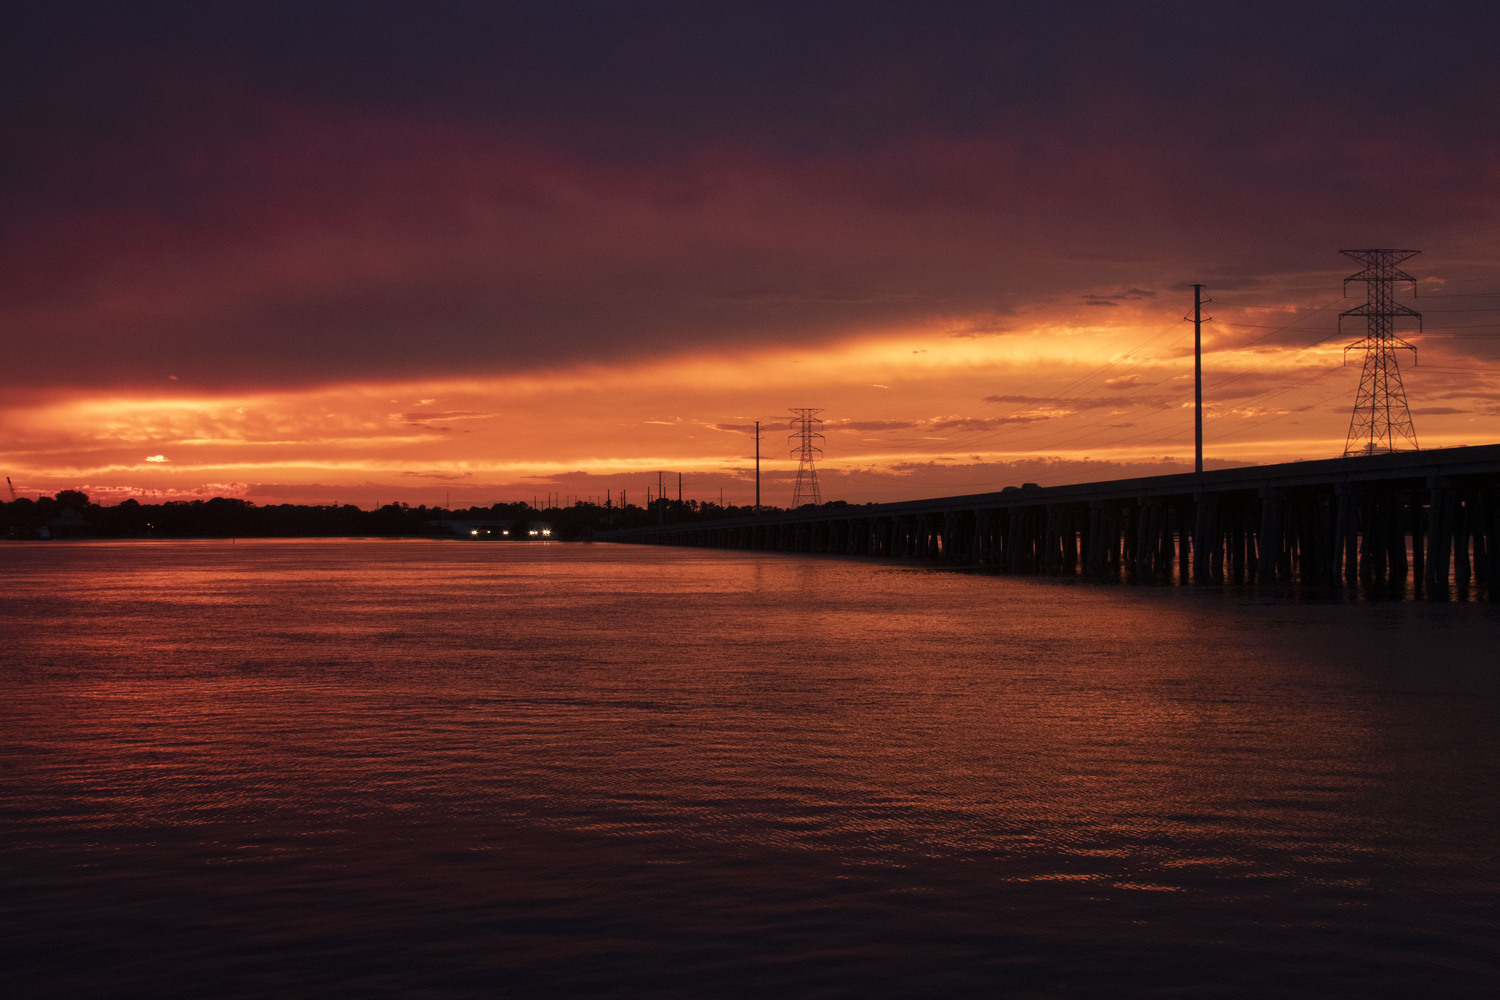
[3,1,1499,393]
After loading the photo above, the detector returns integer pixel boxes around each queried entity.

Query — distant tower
[788,408,824,506]
[1340,249,1421,457]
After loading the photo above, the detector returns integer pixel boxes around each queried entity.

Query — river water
[2,539,1498,998]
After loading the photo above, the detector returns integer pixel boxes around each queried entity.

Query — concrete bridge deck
[604,443,1500,597]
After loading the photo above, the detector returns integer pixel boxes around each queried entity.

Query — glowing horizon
[7,293,1495,510]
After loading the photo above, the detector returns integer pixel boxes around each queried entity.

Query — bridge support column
[1346,491,1366,583]
[1062,509,1080,575]
[1455,492,1473,588]
[1193,494,1220,584]
[1426,477,1455,595]
[1084,502,1104,578]
[1473,487,1495,590]
[1257,489,1281,585]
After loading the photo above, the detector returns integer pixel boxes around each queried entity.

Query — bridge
[604,443,1500,597]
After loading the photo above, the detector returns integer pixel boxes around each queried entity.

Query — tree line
[0,492,857,540]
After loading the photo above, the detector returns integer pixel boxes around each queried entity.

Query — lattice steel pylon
[788,408,824,507]
[1339,249,1421,457]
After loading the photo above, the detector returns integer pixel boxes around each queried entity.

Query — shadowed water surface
[3,539,1498,998]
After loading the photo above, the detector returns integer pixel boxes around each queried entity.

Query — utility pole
[657,471,665,523]
[754,421,760,515]
[1340,249,1421,456]
[789,408,825,507]
[1193,284,1208,474]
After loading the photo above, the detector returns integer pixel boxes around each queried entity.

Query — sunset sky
[4,1,1499,509]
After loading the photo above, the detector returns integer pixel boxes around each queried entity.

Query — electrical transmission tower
[1340,249,1421,457]
[788,408,824,506]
